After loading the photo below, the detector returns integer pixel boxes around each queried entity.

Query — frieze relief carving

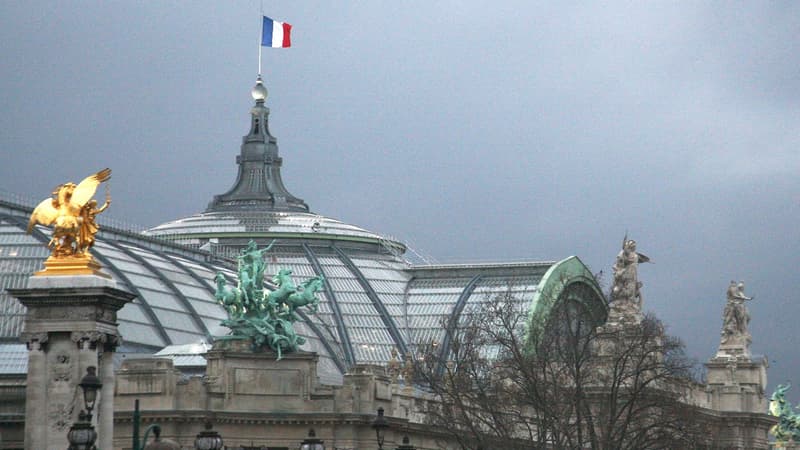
[63,307,97,321]
[30,305,92,321]
[28,303,117,322]
[48,401,73,432]
[50,351,73,382]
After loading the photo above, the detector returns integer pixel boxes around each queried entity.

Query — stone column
[21,333,47,450]
[98,338,119,450]
[9,275,134,450]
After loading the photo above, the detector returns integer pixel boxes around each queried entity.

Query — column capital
[70,331,122,351]
[21,332,48,350]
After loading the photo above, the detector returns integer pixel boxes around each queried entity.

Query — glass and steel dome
[0,79,607,385]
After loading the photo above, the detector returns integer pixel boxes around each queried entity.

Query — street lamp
[78,366,102,419]
[67,366,103,450]
[395,436,417,450]
[194,421,224,450]
[299,428,325,450]
[371,407,389,450]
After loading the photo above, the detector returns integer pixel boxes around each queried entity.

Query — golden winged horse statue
[27,168,112,277]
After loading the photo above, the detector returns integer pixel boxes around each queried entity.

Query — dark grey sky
[2,2,799,401]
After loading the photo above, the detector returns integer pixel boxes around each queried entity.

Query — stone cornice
[8,286,135,311]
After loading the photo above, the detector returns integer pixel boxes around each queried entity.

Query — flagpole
[258,4,263,77]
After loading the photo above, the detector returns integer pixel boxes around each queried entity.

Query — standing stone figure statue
[720,280,754,348]
[387,347,401,383]
[609,236,650,322]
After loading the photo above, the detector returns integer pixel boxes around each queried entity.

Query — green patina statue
[769,383,800,444]
[213,240,324,359]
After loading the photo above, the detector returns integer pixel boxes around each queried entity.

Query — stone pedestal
[716,328,752,361]
[706,355,768,413]
[705,355,774,449]
[9,275,134,450]
[204,338,320,413]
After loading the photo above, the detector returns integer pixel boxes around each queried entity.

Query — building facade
[0,78,775,449]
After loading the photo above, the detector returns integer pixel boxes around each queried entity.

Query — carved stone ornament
[70,331,107,348]
[50,351,73,382]
[21,332,48,350]
[48,402,73,432]
[99,308,115,322]
[65,307,97,321]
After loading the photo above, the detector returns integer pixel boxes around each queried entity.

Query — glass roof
[0,201,580,385]
[144,210,403,246]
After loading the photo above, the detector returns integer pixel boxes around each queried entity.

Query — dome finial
[251,75,268,102]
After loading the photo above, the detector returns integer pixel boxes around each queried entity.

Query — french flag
[262,16,292,48]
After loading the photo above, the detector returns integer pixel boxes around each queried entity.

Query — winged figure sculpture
[27,168,111,259]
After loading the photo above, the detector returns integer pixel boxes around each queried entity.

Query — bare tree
[414,287,706,450]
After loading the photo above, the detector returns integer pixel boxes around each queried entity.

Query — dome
[143,209,407,256]
[0,79,606,385]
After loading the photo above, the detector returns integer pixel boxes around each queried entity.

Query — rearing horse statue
[214,273,243,318]
[267,268,296,307]
[286,276,325,314]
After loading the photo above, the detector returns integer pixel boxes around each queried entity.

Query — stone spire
[206,76,309,213]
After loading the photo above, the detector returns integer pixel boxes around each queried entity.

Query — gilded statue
[26,168,112,277]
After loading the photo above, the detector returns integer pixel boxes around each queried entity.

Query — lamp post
[371,407,389,450]
[299,428,325,450]
[78,366,102,419]
[194,421,224,450]
[395,436,416,450]
[67,366,103,450]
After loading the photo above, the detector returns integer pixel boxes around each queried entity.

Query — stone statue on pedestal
[387,347,401,383]
[608,236,649,323]
[721,281,753,343]
[717,280,754,358]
